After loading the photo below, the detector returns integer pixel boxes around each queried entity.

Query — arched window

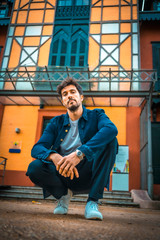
[70,30,88,67]
[49,27,88,67]
[50,30,68,66]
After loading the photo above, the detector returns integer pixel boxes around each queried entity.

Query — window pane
[75,0,89,5]
[79,55,84,66]
[51,56,56,65]
[132,23,137,33]
[83,0,89,5]
[58,0,65,6]
[102,23,119,34]
[53,39,59,53]
[71,56,75,66]
[75,0,82,5]
[61,39,67,53]
[80,39,85,53]
[1,57,8,69]
[4,38,12,55]
[59,0,72,6]
[60,56,65,66]
[133,55,138,69]
[157,3,160,10]
[132,34,138,54]
[25,26,42,36]
[66,0,72,5]
[71,40,77,53]
[8,27,14,36]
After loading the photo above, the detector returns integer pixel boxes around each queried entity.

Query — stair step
[0,191,133,202]
[0,189,133,202]
[0,186,139,208]
[0,186,132,197]
[0,193,139,208]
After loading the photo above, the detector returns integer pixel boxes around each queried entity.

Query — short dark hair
[57,77,83,97]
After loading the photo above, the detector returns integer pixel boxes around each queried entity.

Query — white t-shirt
[59,118,82,156]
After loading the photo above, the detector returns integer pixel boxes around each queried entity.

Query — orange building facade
[0,0,159,198]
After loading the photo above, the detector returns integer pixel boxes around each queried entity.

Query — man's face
[61,85,84,112]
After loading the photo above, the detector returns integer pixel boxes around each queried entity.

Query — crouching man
[26,77,118,220]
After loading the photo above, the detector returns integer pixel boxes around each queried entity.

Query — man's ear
[61,98,64,106]
[81,95,84,102]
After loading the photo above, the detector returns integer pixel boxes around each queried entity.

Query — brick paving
[0,199,160,240]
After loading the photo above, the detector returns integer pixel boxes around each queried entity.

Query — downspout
[147,94,153,199]
[142,0,145,11]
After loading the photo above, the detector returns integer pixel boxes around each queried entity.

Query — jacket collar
[63,105,88,126]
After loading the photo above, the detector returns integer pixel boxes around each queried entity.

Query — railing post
[109,68,111,91]
[25,67,35,90]
[6,68,16,90]
[45,66,53,91]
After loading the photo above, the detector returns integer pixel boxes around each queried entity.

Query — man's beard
[68,102,80,112]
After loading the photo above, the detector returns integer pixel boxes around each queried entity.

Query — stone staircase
[0,186,139,207]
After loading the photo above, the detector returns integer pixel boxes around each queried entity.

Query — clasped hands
[50,152,80,180]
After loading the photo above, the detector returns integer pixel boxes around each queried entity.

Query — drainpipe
[147,95,153,199]
[142,0,145,11]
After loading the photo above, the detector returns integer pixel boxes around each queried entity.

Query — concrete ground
[0,199,160,240]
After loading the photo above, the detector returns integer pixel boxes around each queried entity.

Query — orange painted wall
[126,107,141,190]
[0,106,39,172]
[87,107,126,145]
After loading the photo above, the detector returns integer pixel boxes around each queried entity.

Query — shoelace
[89,202,99,211]
[56,196,68,209]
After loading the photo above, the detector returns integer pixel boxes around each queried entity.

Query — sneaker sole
[85,215,103,221]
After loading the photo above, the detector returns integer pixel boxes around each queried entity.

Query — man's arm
[31,118,58,161]
[78,109,118,162]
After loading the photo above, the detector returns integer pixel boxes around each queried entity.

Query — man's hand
[46,153,62,167]
[56,152,80,180]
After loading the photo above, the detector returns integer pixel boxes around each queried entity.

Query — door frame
[35,109,66,143]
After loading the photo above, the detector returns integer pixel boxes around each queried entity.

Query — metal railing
[0,67,157,95]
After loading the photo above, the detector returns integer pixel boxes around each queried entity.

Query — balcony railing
[0,67,157,107]
[139,11,160,20]
[0,67,156,92]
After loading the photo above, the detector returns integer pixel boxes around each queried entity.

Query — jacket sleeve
[31,118,58,161]
[78,109,118,162]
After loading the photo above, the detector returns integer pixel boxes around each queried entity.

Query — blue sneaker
[85,201,103,220]
[53,190,72,215]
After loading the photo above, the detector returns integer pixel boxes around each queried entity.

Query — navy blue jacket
[31,106,118,162]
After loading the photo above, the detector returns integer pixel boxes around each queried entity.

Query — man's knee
[26,159,43,178]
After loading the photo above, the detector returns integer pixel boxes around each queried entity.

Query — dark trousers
[26,138,118,201]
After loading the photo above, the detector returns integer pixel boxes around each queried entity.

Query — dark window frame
[50,30,69,66]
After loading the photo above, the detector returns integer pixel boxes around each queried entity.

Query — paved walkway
[0,199,160,240]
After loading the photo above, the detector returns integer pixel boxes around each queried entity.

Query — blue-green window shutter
[152,42,160,92]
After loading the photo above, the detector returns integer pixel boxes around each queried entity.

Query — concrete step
[0,186,139,208]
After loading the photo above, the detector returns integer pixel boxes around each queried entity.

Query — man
[26,78,118,220]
